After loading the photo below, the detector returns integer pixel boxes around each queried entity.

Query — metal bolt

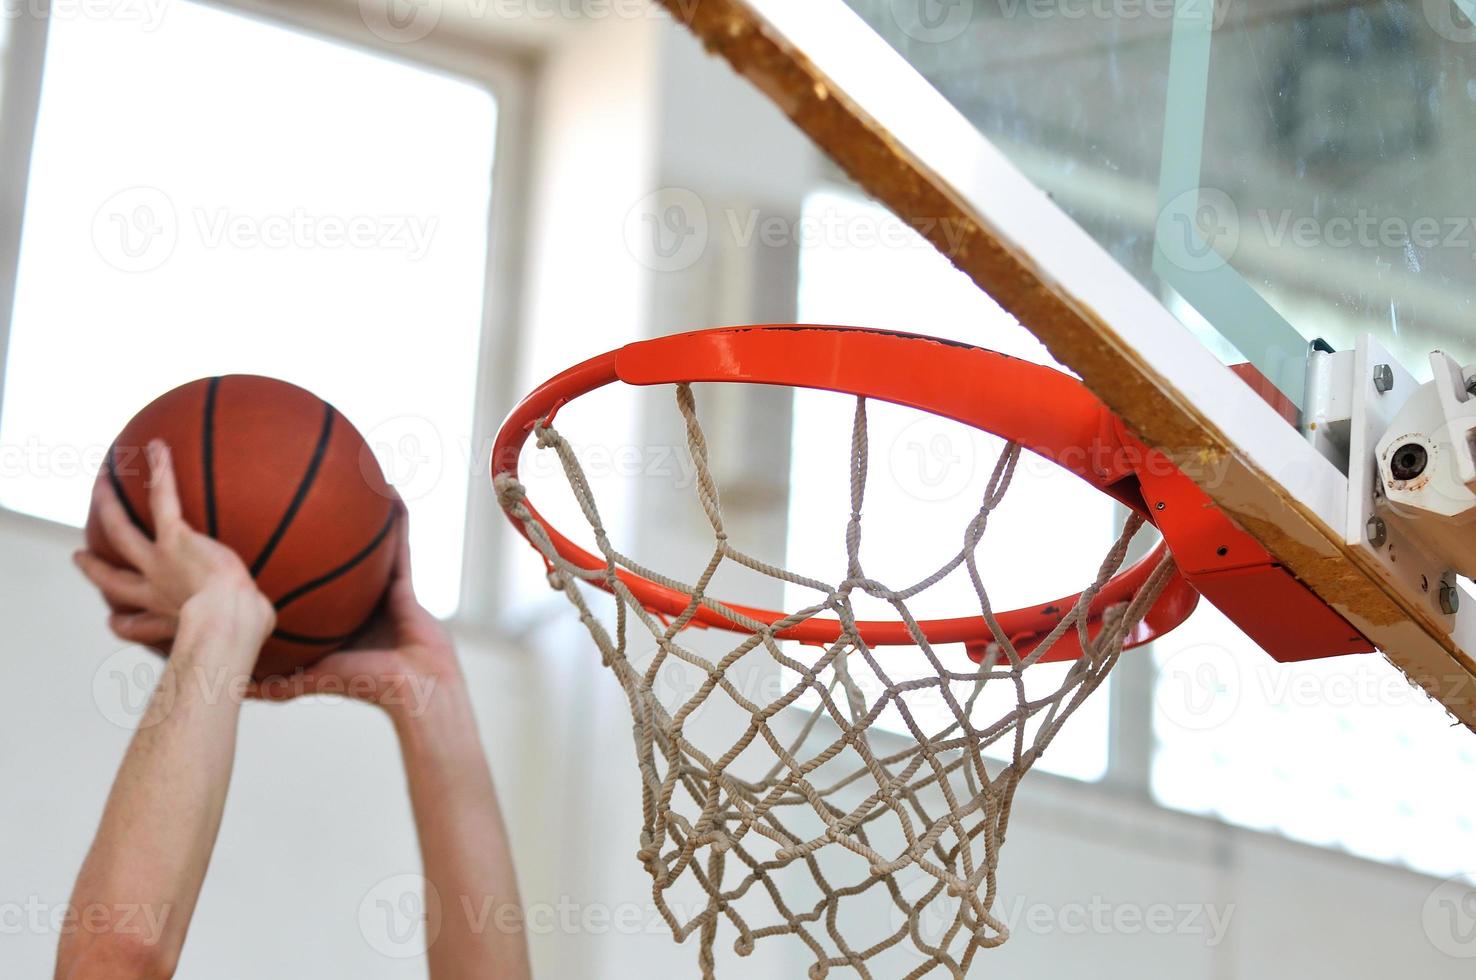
[1373,364,1394,393]
[1440,579,1461,615]
[1366,516,1387,548]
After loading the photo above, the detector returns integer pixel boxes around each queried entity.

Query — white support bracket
[1428,350,1476,495]
[1306,335,1467,630]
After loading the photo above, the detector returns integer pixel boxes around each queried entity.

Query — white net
[495,383,1176,978]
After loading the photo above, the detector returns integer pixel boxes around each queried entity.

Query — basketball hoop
[491,325,1364,976]
[492,326,1200,662]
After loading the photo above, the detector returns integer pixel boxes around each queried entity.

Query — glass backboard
[843,0,1476,416]
[658,0,1476,729]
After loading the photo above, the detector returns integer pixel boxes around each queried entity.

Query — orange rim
[492,325,1199,662]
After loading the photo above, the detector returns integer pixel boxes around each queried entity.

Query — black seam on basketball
[250,402,336,577]
[270,627,360,645]
[273,508,397,612]
[203,376,221,539]
[106,446,150,538]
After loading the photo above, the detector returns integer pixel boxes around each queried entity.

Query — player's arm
[59,441,274,980]
[253,514,532,980]
[389,645,530,980]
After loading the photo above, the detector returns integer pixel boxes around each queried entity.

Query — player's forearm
[389,670,531,980]
[57,588,271,980]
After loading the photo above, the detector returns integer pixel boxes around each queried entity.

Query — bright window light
[1153,602,1476,879]
[0,2,497,616]
[0,16,11,159]
[787,188,1119,782]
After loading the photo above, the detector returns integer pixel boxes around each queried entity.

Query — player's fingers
[146,440,183,531]
[108,610,177,645]
[73,550,153,609]
[93,478,154,570]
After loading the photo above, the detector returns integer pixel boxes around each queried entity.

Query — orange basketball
[85,375,398,679]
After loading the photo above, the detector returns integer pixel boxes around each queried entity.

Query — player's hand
[248,505,458,714]
[74,439,275,647]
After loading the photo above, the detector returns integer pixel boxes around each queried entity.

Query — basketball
[85,375,398,679]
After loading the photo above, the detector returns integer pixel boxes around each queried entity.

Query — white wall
[3,9,1473,980]
[7,506,1467,979]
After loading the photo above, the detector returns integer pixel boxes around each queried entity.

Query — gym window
[0,1,502,616]
[1151,601,1476,879]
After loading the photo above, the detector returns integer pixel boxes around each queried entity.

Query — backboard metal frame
[656,0,1476,729]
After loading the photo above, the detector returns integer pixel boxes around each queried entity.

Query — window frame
[0,0,536,633]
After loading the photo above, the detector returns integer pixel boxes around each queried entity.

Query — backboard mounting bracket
[1306,335,1465,633]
